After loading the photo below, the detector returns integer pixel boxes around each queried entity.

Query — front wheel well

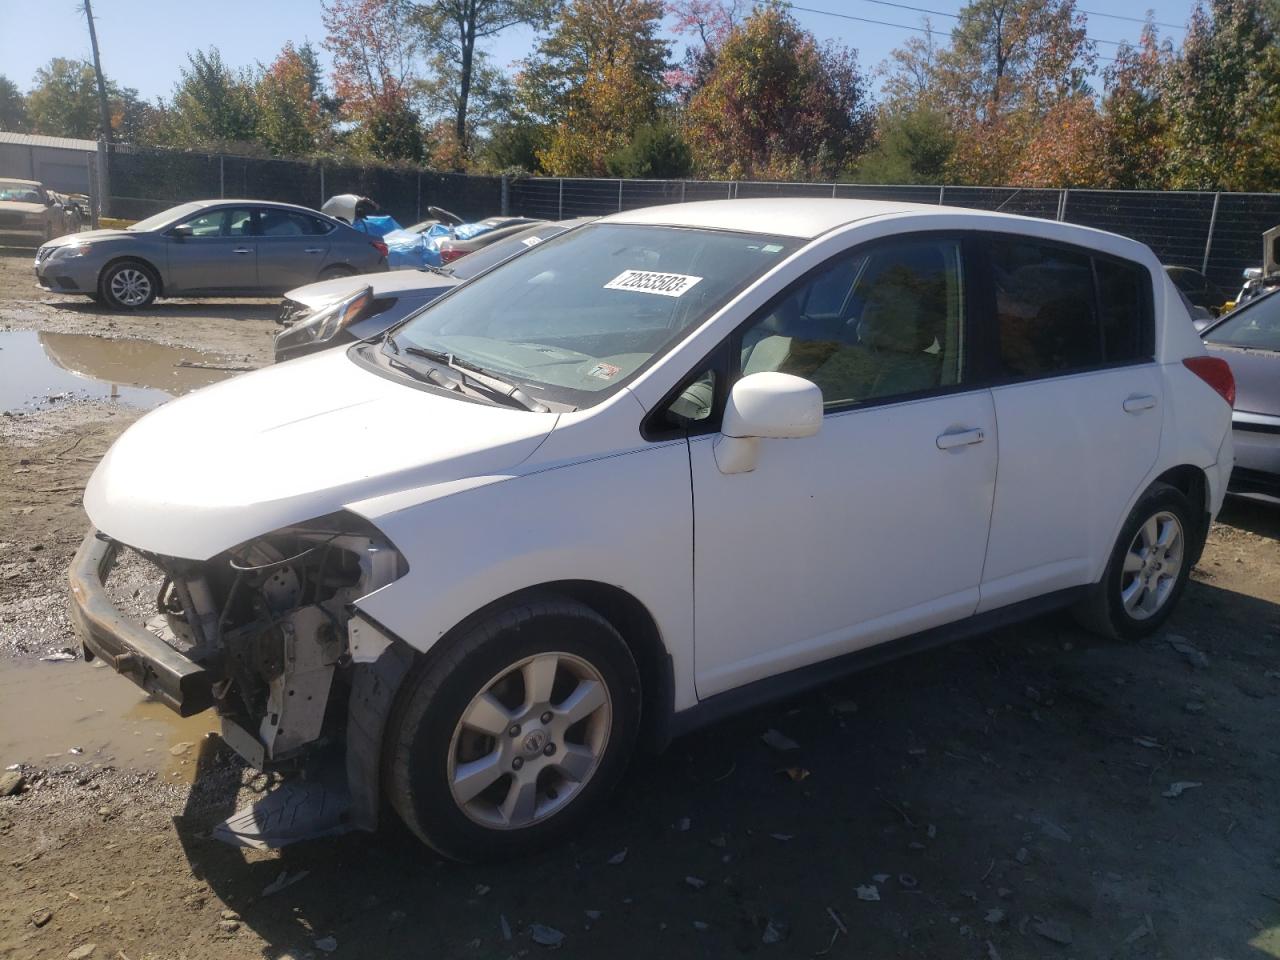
[421,581,675,755]
[99,255,164,297]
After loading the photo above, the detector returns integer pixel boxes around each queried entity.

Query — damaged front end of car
[69,511,411,844]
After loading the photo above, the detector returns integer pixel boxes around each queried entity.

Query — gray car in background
[35,199,389,310]
[1201,290,1280,501]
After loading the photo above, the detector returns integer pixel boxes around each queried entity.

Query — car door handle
[1123,394,1157,413]
[936,427,985,450]
[231,247,253,255]
[304,247,324,254]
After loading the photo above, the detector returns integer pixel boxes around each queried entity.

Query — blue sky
[0,0,1196,104]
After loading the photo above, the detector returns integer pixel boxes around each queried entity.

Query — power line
[809,0,1186,31]
[785,2,1140,62]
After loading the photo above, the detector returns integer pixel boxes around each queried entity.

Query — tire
[1073,481,1196,641]
[385,595,641,862]
[99,259,158,310]
[318,264,356,282]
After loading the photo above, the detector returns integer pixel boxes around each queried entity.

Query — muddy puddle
[0,658,218,780]
[0,329,239,412]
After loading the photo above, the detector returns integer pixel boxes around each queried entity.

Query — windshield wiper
[418,264,455,277]
[402,345,550,413]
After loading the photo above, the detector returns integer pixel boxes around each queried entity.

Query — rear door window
[990,238,1101,377]
[1095,258,1151,363]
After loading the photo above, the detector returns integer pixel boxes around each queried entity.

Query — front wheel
[385,597,641,862]
[318,264,356,282]
[99,260,158,310]
[1073,482,1195,641]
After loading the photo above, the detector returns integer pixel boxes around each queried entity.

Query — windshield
[387,223,799,407]
[1205,293,1280,351]
[129,202,205,232]
[0,182,43,203]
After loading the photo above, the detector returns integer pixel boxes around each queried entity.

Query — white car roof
[601,198,966,238]
[602,197,1056,239]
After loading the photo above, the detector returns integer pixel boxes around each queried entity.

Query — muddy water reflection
[0,658,218,780]
[0,329,238,412]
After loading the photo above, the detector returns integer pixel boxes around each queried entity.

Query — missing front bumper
[67,529,214,717]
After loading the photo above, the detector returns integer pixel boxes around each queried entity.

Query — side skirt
[667,586,1087,740]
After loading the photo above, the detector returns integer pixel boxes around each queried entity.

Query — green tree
[479,119,549,171]
[854,107,954,183]
[255,42,332,156]
[1163,0,1280,190]
[0,75,28,132]
[323,0,427,161]
[413,0,559,155]
[519,0,669,175]
[682,4,873,180]
[1099,23,1173,188]
[26,59,102,138]
[161,48,259,148]
[606,121,693,177]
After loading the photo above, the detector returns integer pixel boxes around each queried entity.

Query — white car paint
[82,198,1233,727]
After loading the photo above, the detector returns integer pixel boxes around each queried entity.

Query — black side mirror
[170,223,194,240]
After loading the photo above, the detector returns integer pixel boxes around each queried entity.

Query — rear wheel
[99,260,158,310]
[1073,482,1195,640]
[318,264,356,282]
[385,596,641,862]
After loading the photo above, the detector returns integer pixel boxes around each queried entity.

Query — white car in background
[71,199,1233,862]
[0,178,78,243]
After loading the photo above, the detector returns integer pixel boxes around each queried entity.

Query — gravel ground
[2,241,1279,960]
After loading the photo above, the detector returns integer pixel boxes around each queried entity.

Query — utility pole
[81,0,113,144]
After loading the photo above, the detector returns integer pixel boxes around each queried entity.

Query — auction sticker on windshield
[604,270,703,298]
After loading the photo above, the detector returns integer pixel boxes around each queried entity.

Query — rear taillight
[1183,356,1236,408]
[370,238,389,258]
[439,246,466,265]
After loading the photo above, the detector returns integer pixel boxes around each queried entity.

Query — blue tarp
[377,220,500,270]
[351,215,402,238]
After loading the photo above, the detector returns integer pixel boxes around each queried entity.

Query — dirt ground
[2,238,1279,960]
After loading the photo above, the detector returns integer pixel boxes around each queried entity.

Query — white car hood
[286,269,458,311]
[0,201,46,217]
[85,349,555,559]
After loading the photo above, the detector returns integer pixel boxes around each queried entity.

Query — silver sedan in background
[35,199,389,310]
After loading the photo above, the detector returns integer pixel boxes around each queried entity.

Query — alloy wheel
[109,268,152,307]
[1119,510,1184,620]
[447,652,612,830]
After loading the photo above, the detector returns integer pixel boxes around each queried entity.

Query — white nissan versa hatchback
[70,199,1234,861]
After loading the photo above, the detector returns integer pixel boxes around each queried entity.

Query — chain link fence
[509,177,1280,292]
[103,147,1279,293]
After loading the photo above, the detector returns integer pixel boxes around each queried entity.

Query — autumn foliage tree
[255,43,333,157]
[323,0,427,161]
[682,5,873,180]
[518,0,669,175]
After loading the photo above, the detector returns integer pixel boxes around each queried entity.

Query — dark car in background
[36,199,389,310]
[1201,290,1280,500]
[274,219,590,362]
[1166,265,1230,317]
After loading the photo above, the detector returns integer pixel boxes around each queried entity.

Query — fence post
[938,185,945,205]
[95,137,110,219]
[617,178,623,211]
[680,180,686,204]
[416,171,422,221]
[501,175,510,216]
[86,152,98,229]
[319,164,325,208]
[557,178,564,220]
[219,155,225,199]
[831,182,837,198]
[1202,191,1221,275]
[1057,189,1068,221]
[727,181,734,199]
